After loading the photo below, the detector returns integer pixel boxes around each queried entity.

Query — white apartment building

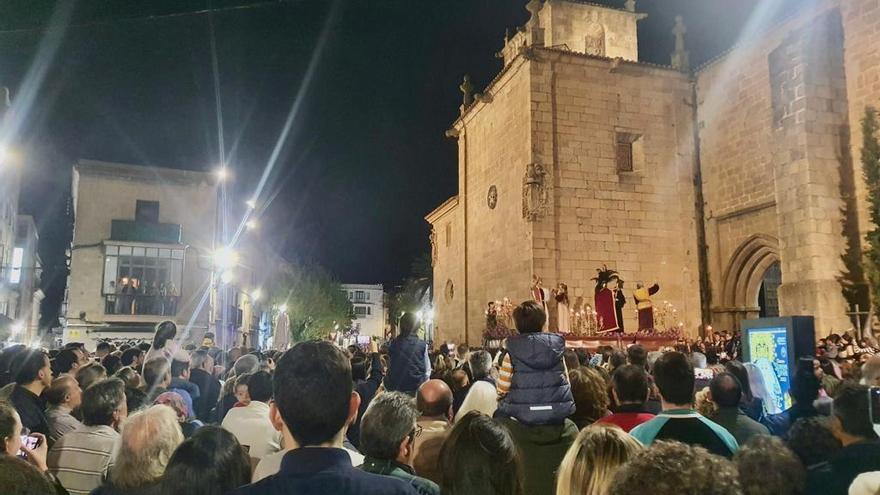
[63,160,218,349]
[341,283,387,339]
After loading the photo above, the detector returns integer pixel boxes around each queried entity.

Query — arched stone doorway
[715,235,781,330]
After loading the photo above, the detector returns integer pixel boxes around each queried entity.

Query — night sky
[0,0,805,323]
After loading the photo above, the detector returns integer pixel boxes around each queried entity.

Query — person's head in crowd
[190,349,214,374]
[184,343,197,353]
[120,347,144,369]
[68,346,89,368]
[232,354,259,378]
[101,354,123,376]
[109,405,183,490]
[170,359,190,380]
[271,341,359,448]
[724,361,754,402]
[468,350,493,381]
[234,374,252,405]
[82,377,128,430]
[350,353,369,382]
[556,423,643,495]
[626,345,647,369]
[152,321,177,350]
[830,382,878,445]
[155,392,191,422]
[456,344,469,361]
[563,350,580,372]
[609,351,627,372]
[787,416,841,468]
[417,379,453,421]
[439,411,524,495]
[734,435,805,495]
[652,351,694,408]
[709,372,742,409]
[76,361,107,391]
[0,456,56,495]
[790,368,820,407]
[1,401,24,456]
[143,358,171,391]
[246,371,273,403]
[96,342,114,359]
[576,349,590,367]
[52,349,81,376]
[513,301,545,333]
[137,342,152,354]
[160,426,251,495]
[690,352,708,370]
[609,441,742,495]
[44,375,83,411]
[451,369,469,392]
[569,367,609,425]
[115,366,142,390]
[360,392,420,465]
[399,312,419,337]
[861,355,880,386]
[611,364,650,407]
[14,349,52,393]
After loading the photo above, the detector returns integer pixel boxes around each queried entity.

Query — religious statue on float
[552,283,571,333]
[531,275,551,331]
[593,265,625,333]
[634,282,661,332]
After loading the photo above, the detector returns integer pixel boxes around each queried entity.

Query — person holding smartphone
[1,401,50,473]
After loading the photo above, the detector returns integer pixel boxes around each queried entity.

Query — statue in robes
[614,280,626,333]
[531,275,550,331]
[553,283,571,333]
[274,310,291,351]
[593,266,623,333]
[634,283,660,332]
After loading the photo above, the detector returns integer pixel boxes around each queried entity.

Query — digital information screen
[746,326,792,413]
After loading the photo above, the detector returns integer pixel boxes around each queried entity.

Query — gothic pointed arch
[720,234,781,310]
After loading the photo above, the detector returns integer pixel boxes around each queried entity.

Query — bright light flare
[213,247,239,270]
[251,289,262,301]
[246,219,258,230]
[220,270,235,284]
[245,199,256,209]
[279,304,288,313]
[216,167,229,181]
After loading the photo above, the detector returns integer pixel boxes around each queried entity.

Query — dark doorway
[757,262,781,318]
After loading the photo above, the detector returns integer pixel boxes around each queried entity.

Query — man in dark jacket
[807,382,880,495]
[385,313,431,396]
[231,341,418,495]
[10,349,53,436]
[347,352,384,449]
[495,301,577,495]
[188,349,220,422]
[359,392,440,495]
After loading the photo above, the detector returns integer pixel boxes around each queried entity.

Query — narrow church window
[615,132,644,174]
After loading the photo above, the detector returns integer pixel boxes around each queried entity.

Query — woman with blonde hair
[556,423,643,495]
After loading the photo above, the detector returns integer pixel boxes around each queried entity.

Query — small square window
[135,200,160,223]
[615,131,644,174]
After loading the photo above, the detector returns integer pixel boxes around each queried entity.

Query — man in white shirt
[221,370,281,459]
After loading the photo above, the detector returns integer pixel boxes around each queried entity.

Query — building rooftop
[75,159,218,187]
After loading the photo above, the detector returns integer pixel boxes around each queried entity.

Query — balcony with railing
[104,294,179,318]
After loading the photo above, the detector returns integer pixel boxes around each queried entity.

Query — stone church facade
[427,0,880,345]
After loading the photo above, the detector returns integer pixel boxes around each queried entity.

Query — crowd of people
[1,303,879,495]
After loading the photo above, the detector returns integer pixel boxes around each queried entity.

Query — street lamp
[245,199,257,209]
[246,219,258,230]
[216,167,229,181]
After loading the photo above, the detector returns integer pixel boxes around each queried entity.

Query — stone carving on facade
[671,15,690,71]
[625,0,636,12]
[522,163,549,221]
[584,22,606,57]
[459,75,474,112]
[430,227,438,266]
[487,185,498,209]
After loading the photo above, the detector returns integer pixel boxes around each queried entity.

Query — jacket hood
[507,333,566,370]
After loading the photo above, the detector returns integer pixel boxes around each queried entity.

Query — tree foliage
[269,262,353,343]
[862,106,880,316]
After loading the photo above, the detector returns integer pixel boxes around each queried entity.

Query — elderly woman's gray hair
[359,391,419,460]
[233,354,260,376]
[468,350,493,381]
[110,404,184,489]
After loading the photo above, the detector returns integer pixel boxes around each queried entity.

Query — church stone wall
[452,58,535,345]
[428,199,466,345]
[529,50,703,334]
